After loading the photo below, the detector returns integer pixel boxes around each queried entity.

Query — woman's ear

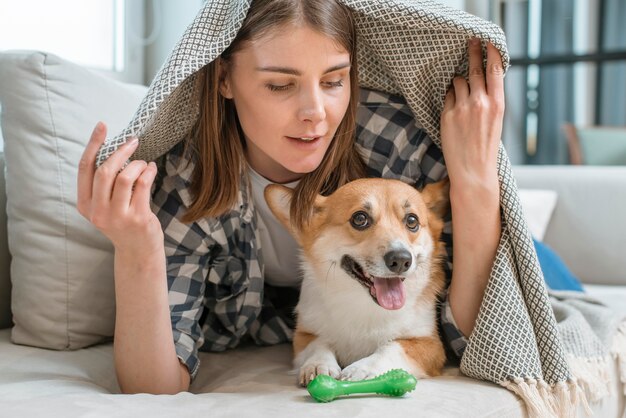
[217,58,234,99]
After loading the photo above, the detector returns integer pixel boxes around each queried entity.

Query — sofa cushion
[514,165,626,286]
[517,189,557,242]
[517,189,585,291]
[0,51,146,349]
[0,329,527,417]
[1,328,623,417]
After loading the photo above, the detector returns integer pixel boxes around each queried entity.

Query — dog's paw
[339,363,379,381]
[339,366,378,382]
[340,355,395,381]
[299,363,341,387]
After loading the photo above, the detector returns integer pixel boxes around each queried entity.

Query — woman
[77,0,504,394]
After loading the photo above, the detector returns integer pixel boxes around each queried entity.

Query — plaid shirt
[151,88,468,380]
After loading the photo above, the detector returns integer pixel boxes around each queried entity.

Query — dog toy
[307,369,417,402]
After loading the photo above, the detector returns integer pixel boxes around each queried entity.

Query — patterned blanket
[95,1,626,416]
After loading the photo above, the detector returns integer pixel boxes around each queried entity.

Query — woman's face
[219,24,352,184]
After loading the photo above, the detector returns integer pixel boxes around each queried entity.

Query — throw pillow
[533,239,584,292]
[517,189,584,291]
[0,51,147,349]
[517,189,558,242]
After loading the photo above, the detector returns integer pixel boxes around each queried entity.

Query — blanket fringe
[501,377,591,418]
[568,355,613,402]
[610,319,626,395]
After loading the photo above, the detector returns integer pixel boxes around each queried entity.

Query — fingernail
[470,38,480,46]
[126,137,139,147]
[95,122,103,132]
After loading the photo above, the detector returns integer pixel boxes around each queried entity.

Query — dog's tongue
[372,277,405,310]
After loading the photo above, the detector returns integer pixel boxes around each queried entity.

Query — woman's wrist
[113,234,165,264]
[111,228,165,258]
[449,174,500,204]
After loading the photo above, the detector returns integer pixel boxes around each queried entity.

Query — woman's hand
[77,122,163,255]
[440,40,505,336]
[440,39,505,191]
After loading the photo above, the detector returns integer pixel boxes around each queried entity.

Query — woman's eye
[405,214,420,232]
[266,84,292,92]
[324,80,344,88]
[350,211,370,230]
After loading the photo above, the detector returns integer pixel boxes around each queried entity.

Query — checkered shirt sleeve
[357,88,467,360]
[151,146,212,381]
[440,291,469,358]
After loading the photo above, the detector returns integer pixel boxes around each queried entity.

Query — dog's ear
[422,178,450,218]
[312,194,327,216]
[264,184,296,232]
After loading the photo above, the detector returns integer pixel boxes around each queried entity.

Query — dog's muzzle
[340,255,407,310]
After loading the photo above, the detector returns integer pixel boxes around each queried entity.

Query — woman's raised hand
[440,39,505,189]
[440,40,504,336]
[77,122,163,255]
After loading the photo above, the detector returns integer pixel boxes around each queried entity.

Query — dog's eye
[350,211,370,230]
[405,214,420,232]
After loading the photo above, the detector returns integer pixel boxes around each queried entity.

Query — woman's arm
[447,178,501,337]
[113,247,191,394]
[77,122,190,394]
[440,40,505,338]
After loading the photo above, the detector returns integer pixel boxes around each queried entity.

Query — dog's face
[265,178,449,311]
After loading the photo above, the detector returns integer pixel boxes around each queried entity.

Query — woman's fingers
[110,160,148,210]
[467,38,485,95]
[445,39,505,113]
[130,162,158,212]
[443,87,455,111]
[452,76,469,101]
[91,137,140,212]
[77,122,107,215]
[485,42,505,102]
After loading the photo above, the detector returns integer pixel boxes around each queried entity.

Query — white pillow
[0,51,147,349]
[517,189,558,242]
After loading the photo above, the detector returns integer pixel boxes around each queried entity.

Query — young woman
[77,0,504,395]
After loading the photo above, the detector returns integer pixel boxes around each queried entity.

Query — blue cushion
[533,238,584,292]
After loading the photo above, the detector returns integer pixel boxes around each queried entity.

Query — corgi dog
[264,177,449,386]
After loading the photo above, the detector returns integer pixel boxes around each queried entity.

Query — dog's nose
[384,250,412,274]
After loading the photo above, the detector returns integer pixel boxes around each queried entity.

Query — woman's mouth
[286,136,321,143]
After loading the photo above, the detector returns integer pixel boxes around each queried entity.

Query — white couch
[0,51,624,418]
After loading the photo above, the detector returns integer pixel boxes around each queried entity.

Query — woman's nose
[297,87,326,123]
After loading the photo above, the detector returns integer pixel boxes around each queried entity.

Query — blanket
[95,1,626,416]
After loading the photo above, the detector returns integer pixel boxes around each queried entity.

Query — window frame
[93,0,145,85]
[490,0,626,163]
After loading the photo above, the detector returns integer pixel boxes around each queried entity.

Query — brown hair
[182,0,366,228]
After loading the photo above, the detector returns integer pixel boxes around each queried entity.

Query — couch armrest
[0,153,11,329]
[514,165,626,286]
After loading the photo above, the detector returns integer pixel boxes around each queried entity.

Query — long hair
[182,0,366,228]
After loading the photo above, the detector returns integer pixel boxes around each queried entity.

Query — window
[491,0,626,164]
[0,0,144,84]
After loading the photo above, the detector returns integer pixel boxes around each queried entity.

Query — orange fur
[293,329,317,358]
[398,337,447,377]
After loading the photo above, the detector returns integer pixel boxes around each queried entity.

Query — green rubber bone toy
[307,369,417,403]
